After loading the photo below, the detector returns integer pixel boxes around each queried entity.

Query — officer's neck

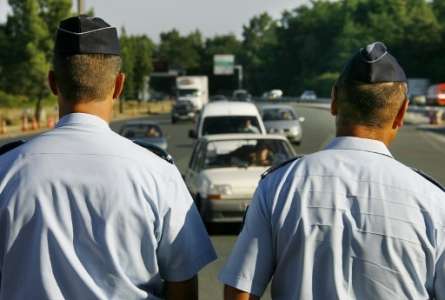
[59,99,113,123]
[336,125,396,146]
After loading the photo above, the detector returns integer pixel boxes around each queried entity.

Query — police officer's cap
[55,15,120,56]
[338,42,406,84]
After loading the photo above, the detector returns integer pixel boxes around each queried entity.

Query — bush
[303,72,340,98]
[0,90,28,108]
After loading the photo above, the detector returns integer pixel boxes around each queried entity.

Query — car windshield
[121,124,163,139]
[262,108,297,121]
[202,116,261,135]
[178,89,198,97]
[203,139,293,169]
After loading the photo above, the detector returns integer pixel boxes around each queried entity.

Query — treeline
[1,0,445,109]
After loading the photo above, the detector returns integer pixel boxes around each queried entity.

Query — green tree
[157,29,203,73]
[3,0,51,119]
[241,12,278,94]
[120,29,155,100]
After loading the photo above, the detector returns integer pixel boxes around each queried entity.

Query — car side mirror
[189,129,197,139]
[299,117,305,123]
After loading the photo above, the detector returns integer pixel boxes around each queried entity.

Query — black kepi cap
[54,15,120,56]
[337,42,406,84]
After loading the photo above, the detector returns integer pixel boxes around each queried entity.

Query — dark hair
[335,81,407,128]
[52,54,121,102]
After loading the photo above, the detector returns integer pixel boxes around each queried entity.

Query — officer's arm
[165,276,198,300]
[224,285,259,300]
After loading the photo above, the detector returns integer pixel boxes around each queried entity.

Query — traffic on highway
[1,1,445,299]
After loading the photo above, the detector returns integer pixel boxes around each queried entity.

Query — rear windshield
[202,116,261,135]
[120,124,163,139]
[262,108,297,121]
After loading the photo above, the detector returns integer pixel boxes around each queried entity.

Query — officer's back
[220,42,445,299]
[0,16,216,300]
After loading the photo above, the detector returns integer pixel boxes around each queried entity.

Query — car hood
[201,167,267,198]
[133,138,167,150]
[264,120,300,129]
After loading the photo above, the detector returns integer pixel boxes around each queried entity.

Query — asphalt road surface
[1,105,445,299]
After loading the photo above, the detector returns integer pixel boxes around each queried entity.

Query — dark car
[119,121,168,150]
[171,100,196,123]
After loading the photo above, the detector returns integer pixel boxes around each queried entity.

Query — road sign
[214,54,235,75]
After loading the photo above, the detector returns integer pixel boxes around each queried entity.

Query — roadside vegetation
[1,0,445,113]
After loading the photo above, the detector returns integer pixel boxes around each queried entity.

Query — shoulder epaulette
[412,168,445,192]
[261,156,303,179]
[0,140,26,155]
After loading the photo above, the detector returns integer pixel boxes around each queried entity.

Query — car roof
[199,133,288,142]
[260,104,296,110]
[202,101,259,116]
[123,120,160,126]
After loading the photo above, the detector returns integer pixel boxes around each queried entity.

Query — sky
[0,0,308,41]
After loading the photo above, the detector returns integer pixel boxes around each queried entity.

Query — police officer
[0,16,216,299]
[219,42,445,299]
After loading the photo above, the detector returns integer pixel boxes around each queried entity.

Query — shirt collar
[56,113,110,130]
[324,136,393,158]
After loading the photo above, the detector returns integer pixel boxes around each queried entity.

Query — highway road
[0,104,444,299]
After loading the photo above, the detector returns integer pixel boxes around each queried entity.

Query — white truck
[176,76,209,111]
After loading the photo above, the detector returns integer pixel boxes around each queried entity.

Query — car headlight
[207,184,232,200]
[290,126,300,134]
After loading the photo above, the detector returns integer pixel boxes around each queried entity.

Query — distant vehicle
[176,76,209,110]
[210,94,228,102]
[408,78,430,106]
[171,99,196,123]
[184,134,296,223]
[300,90,317,101]
[189,101,267,139]
[260,104,305,144]
[427,83,445,106]
[262,89,283,100]
[132,140,174,164]
[120,121,168,150]
[232,89,252,102]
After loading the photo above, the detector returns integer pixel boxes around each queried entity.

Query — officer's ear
[113,72,126,100]
[331,86,338,116]
[393,98,409,129]
[48,70,58,96]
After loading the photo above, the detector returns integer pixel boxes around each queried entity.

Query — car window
[203,139,293,169]
[202,116,261,135]
[189,141,201,170]
[121,124,163,139]
[262,108,297,121]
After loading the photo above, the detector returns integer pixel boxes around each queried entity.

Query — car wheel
[171,117,177,124]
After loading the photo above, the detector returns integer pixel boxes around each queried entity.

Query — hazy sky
[0,0,308,41]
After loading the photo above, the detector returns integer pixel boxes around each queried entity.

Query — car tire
[171,117,177,124]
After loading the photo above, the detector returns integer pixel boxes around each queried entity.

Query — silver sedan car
[260,104,305,144]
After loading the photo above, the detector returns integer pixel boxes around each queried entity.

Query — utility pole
[78,0,85,15]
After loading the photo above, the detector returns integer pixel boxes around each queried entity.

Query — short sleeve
[156,167,217,282]
[434,226,445,299]
[219,183,273,297]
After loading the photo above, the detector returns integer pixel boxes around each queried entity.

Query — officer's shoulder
[411,167,445,193]
[0,140,26,156]
[261,155,303,179]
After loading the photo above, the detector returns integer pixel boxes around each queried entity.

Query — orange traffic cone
[47,116,55,128]
[21,117,29,132]
[0,119,6,135]
[31,118,38,130]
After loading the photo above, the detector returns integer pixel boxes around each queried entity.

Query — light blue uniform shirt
[0,113,216,300]
[220,136,445,299]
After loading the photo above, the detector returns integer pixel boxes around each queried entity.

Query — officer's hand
[224,285,259,300]
[165,276,198,300]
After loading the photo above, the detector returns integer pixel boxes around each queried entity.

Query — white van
[189,101,266,139]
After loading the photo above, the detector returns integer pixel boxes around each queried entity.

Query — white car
[184,134,296,223]
[300,90,317,101]
[260,104,305,144]
[189,101,267,139]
